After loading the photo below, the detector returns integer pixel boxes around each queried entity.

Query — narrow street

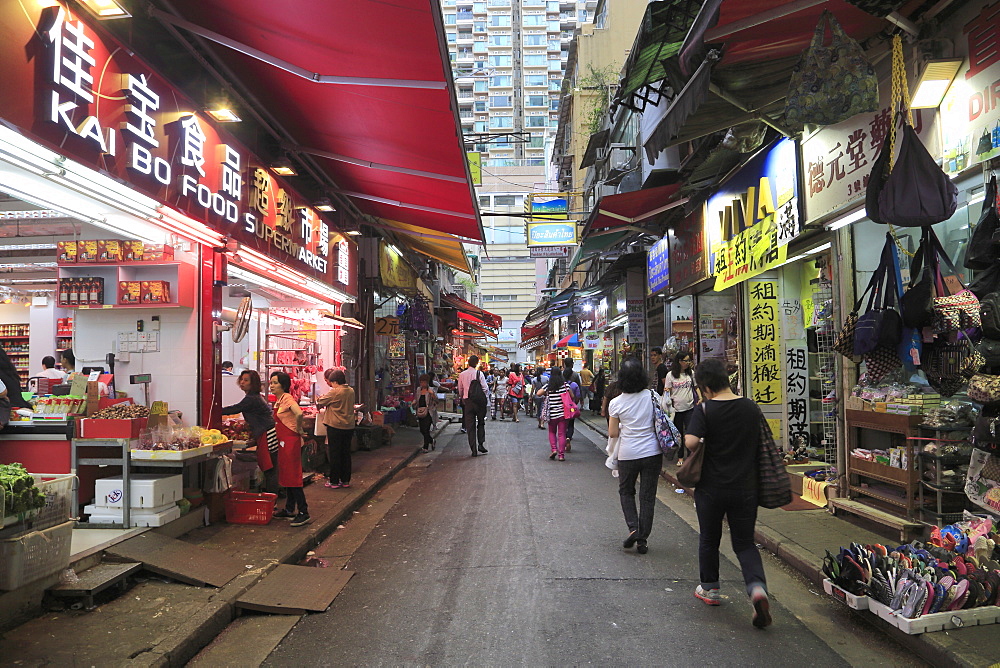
[250,417,923,667]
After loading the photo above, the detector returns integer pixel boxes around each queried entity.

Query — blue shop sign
[647,236,670,294]
[527,222,577,246]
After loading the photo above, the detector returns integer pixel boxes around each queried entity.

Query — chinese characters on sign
[748,279,782,405]
[626,299,646,344]
[668,211,707,293]
[712,218,788,291]
[647,236,670,294]
[785,347,809,450]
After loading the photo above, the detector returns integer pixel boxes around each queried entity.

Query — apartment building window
[489,55,512,66]
[447,32,457,43]
[548,59,562,71]
[487,0,511,6]
[482,294,519,301]
[523,14,545,26]
[548,39,561,50]
[474,121,487,132]
[549,98,560,111]
[474,101,487,112]
[490,95,512,106]
[524,74,547,86]
[548,79,561,91]
[523,34,545,46]
[490,75,512,86]
[524,54,546,67]
[489,34,512,46]
[474,21,486,31]
[444,13,457,25]
[494,195,517,206]
[522,0,544,6]
[473,42,487,53]
[473,2,486,11]
[525,115,546,127]
[488,15,511,26]
[546,1,559,10]
[526,94,546,106]
[474,80,488,92]
[529,135,545,148]
[490,116,513,128]
[479,195,492,207]
[547,20,559,31]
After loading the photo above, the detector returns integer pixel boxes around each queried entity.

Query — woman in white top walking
[608,358,663,554]
[663,350,698,464]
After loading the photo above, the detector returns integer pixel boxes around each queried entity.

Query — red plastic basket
[224,491,277,525]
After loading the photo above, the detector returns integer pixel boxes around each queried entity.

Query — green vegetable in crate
[0,462,47,515]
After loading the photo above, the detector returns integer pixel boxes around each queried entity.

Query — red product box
[97,240,123,263]
[75,417,148,439]
[124,240,144,262]
[118,281,142,305]
[57,241,77,263]
[77,240,99,262]
[141,280,171,304]
[141,244,174,262]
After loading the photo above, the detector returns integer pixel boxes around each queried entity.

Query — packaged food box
[93,473,181,508]
[140,280,171,304]
[77,240,98,262]
[142,243,174,262]
[124,240,144,262]
[56,240,77,263]
[97,240,123,262]
[118,281,142,305]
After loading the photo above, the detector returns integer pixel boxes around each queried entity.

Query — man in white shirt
[457,355,489,457]
[36,356,67,382]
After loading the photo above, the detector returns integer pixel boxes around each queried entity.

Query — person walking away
[562,367,581,451]
[508,363,526,423]
[458,356,489,456]
[491,367,507,420]
[412,374,438,452]
[317,368,356,488]
[524,372,535,418]
[650,347,669,394]
[537,370,570,460]
[222,370,279,494]
[579,362,594,412]
[684,358,771,628]
[535,367,549,429]
[607,358,662,555]
[593,367,606,414]
[663,350,698,465]
[269,371,310,526]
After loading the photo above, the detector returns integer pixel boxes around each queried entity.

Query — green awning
[614,0,705,113]
[567,231,629,271]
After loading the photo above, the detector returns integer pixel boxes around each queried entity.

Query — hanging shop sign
[379,242,418,290]
[785,346,809,450]
[610,285,627,321]
[940,2,1000,176]
[800,60,938,221]
[527,222,577,247]
[595,298,608,330]
[748,279,782,405]
[707,138,799,291]
[583,331,601,350]
[529,246,571,258]
[647,236,670,294]
[467,152,482,186]
[668,210,708,294]
[387,333,407,358]
[526,194,576,247]
[626,299,646,344]
[375,317,400,336]
[0,5,344,286]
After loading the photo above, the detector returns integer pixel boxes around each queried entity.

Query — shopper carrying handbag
[684,358,772,629]
[663,350,698,464]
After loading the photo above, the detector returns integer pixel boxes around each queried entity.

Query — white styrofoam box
[94,474,182,509]
[868,599,1000,634]
[84,502,180,527]
[823,579,869,610]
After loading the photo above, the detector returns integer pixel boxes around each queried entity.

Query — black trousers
[618,454,663,541]
[694,485,766,594]
[418,416,433,447]
[327,428,354,484]
[565,417,576,441]
[673,408,694,459]
[284,486,307,514]
[464,399,487,451]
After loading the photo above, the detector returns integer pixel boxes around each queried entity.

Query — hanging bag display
[925,336,974,397]
[899,228,936,329]
[972,404,1000,454]
[890,233,923,368]
[965,175,1000,269]
[783,10,878,131]
[853,235,903,356]
[980,291,1000,340]
[757,411,792,509]
[968,372,1000,405]
[930,235,980,335]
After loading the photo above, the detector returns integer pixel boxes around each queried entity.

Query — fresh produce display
[33,395,86,414]
[0,463,46,516]
[90,403,150,420]
[135,425,204,451]
[195,427,228,445]
[218,419,250,443]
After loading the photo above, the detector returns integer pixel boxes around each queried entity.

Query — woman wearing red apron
[269,371,309,527]
[221,370,278,493]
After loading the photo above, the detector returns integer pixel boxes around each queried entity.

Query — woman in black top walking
[684,358,771,629]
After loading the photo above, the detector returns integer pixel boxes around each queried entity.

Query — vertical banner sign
[647,237,670,294]
[467,152,482,186]
[785,347,809,449]
[748,279,782,405]
[626,299,646,344]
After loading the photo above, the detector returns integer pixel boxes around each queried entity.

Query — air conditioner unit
[609,146,635,171]
[597,184,617,199]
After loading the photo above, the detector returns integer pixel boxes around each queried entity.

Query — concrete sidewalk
[0,422,448,667]
[577,412,1000,668]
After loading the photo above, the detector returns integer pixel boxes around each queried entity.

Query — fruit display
[219,419,250,443]
[136,426,203,451]
[90,403,150,420]
[195,427,228,445]
[0,463,46,517]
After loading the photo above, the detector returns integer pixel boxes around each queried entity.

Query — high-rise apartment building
[443,0,596,164]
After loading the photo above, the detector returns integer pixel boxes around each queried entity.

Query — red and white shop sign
[0,4,352,290]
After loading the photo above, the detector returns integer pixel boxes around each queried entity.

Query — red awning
[586,184,683,233]
[457,310,498,332]
[441,293,502,328]
[162,1,483,241]
[520,321,548,341]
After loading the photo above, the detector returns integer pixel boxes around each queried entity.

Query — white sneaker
[695,585,722,606]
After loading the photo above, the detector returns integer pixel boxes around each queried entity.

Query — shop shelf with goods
[56,316,73,355]
[805,279,837,465]
[670,319,693,349]
[263,331,321,400]
[915,428,976,526]
[0,323,30,383]
[56,261,195,309]
[839,410,922,520]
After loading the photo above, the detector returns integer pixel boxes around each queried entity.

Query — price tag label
[88,370,101,382]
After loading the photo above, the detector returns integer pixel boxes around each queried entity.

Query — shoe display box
[868,599,1000,634]
[822,578,869,610]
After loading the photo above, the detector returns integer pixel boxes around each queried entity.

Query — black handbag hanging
[965,175,1000,269]
[900,228,936,329]
[854,235,903,356]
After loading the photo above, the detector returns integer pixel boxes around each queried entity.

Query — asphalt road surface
[263,415,922,667]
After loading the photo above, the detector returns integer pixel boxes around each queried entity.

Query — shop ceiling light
[911,59,963,109]
[271,158,298,176]
[205,108,241,123]
[346,230,361,236]
[79,0,131,18]
[825,208,867,231]
[313,198,336,212]
[0,243,58,251]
